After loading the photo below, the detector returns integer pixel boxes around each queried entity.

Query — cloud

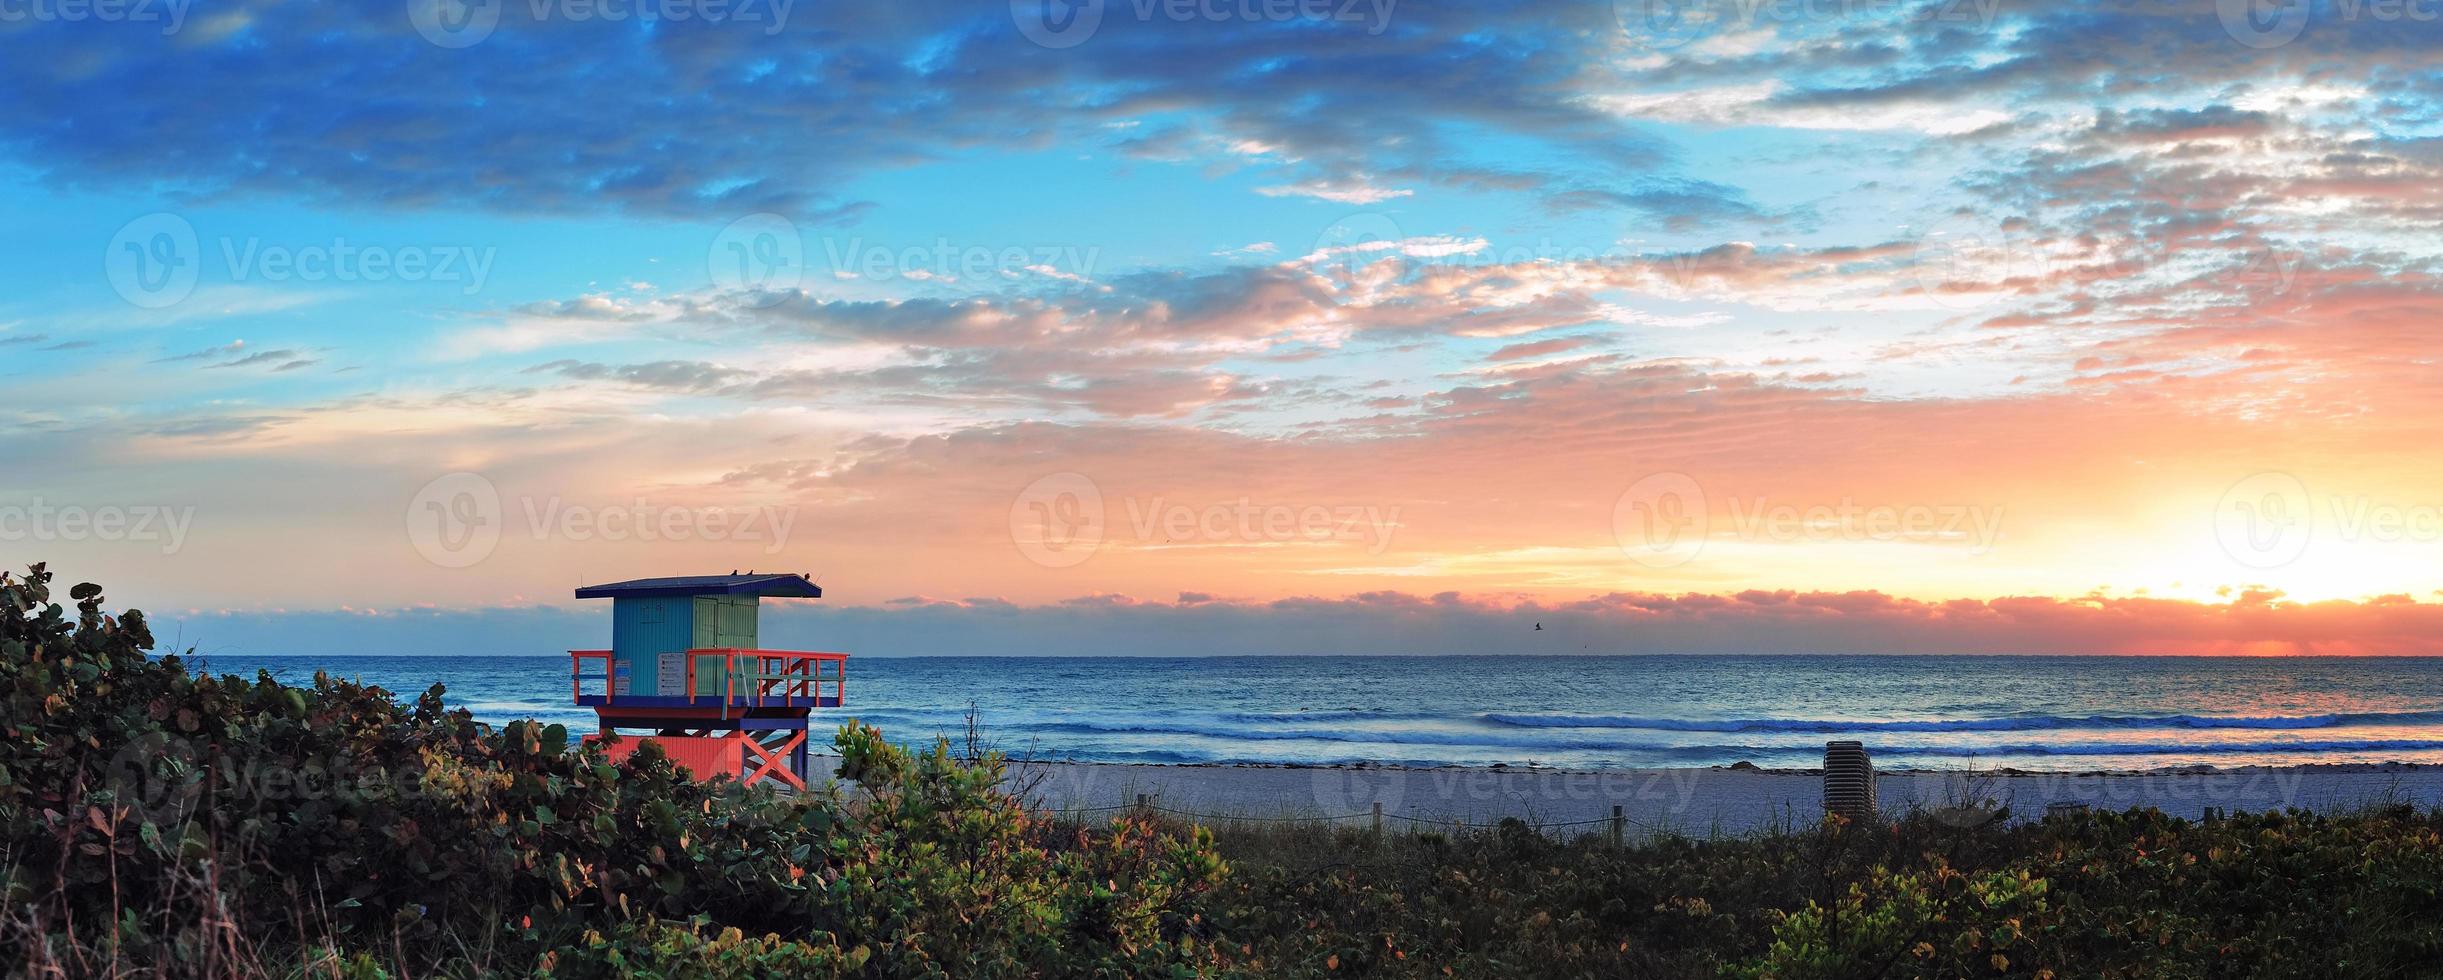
[154,589,2443,657]
[207,349,302,369]
[1256,178,1416,204]
[0,2,1697,221]
[1486,335,1596,362]
[10,0,2443,628]
[158,340,247,363]
[526,358,754,392]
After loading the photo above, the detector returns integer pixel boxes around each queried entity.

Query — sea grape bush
[1203,804,2443,978]
[0,563,1221,977]
[8,560,2443,978]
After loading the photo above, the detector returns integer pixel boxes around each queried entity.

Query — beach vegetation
[0,563,1220,977]
[8,562,2443,978]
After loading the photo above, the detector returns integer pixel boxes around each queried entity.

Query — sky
[3,0,2440,656]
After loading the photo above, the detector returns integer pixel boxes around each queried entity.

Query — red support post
[740,731,807,790]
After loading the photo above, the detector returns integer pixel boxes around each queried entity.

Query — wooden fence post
[1372,801,1384,835]
[1610,805,1625,846]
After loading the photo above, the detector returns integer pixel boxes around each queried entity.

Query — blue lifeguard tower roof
[575,573,822,599]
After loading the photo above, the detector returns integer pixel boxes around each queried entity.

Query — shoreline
[982,756,2443,777]
[803,748,2443,777]
[794,755,2443,836]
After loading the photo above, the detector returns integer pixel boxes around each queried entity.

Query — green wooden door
[690,596,761,695]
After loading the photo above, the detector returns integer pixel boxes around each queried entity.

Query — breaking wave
[1480,709,2443,735]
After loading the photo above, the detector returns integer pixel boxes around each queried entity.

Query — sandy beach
[804,758,2443,837]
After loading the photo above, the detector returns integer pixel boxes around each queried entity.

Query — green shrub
[540,918,870,978]
[0,563,1222,977]
[1193,806,2443,978]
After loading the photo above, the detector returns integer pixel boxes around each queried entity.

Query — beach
[929,759,2443,836]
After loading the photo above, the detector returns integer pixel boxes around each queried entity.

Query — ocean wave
[1018,749,1457,768]
[1901,738,2443,758]
[1020,719,1729,754]
[463,699,560,713]
[1480,709,2443,735]
[1214,709,1427,724]
[1047,724,2443,760]
[864,707,1428,727]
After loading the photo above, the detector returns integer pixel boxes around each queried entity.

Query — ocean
[185,654,2443,772]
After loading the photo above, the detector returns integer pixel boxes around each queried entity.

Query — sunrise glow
[3,1,2438,655]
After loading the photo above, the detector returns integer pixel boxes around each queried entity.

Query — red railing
[684,648,848,708]
[570,649,617,702]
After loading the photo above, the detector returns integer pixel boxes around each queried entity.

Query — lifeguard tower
[568,573,846,789]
